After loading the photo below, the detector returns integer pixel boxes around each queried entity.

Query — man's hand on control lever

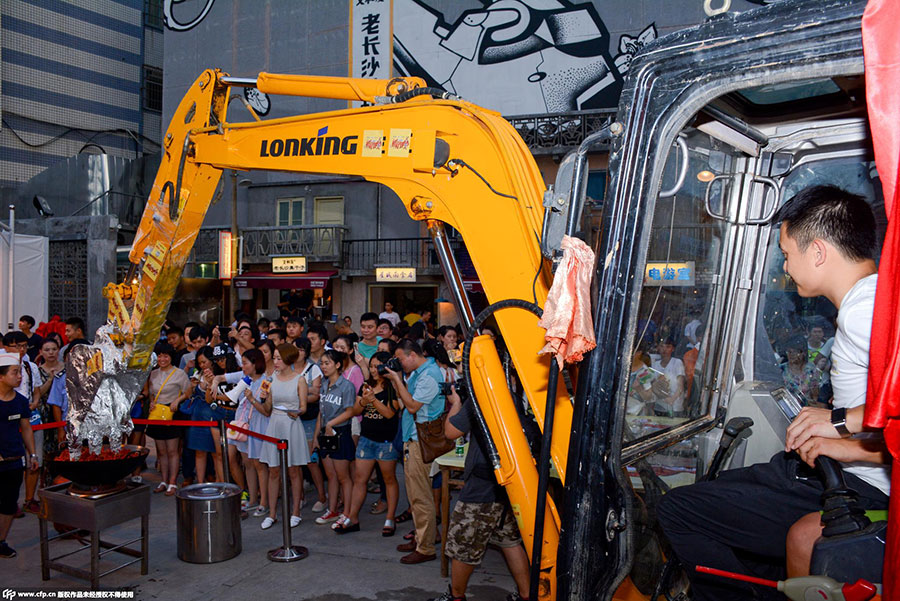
[785,405,867,452]
[785,407,839,452]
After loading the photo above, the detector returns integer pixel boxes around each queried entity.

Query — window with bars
[143,66,163,113]
[144,0,163,29]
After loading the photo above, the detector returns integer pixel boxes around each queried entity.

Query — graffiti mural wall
[392,0,655,114]
[162,0,771,122]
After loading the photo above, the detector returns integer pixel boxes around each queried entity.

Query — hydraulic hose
[391,87,459,103]
[460,298,553,601]
[461,298,543,470]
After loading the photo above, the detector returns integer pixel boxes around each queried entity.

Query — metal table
[38,481,150,589]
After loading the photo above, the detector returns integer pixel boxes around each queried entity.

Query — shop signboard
[272,256,308,273]
[218,231,233,280]
[376,267,416,282]
[644,261,695,287]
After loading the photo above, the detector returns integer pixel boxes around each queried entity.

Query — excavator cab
[560,0,887,598]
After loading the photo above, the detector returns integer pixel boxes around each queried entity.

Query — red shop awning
[232,270,337,290]
[463,279,484,293]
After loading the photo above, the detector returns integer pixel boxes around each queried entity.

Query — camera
[376,357,402,376]
[439,379,468,401]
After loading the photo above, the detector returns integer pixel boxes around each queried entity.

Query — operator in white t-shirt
[659,185,890,601]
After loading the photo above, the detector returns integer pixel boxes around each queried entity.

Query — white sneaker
[290,515,302,528]
[261,517,276,530]
[252,506,268,517]
[311,500,327,513]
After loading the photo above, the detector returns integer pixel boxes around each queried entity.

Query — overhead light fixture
[696,170,716,182]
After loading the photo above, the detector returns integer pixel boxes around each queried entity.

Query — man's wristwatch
[831,407,852,438]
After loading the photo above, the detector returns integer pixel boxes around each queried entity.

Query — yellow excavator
[106,0,892,599]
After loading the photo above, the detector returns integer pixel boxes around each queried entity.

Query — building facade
[1,0,165,333]
[161,0,768,327]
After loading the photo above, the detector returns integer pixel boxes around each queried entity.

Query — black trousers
[657,452,888,600]
[0,467,24,516]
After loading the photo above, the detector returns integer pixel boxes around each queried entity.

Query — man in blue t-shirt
[0,351,39,559]
[384,339,445,565]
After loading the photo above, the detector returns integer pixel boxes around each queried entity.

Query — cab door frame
[558,2,866,599]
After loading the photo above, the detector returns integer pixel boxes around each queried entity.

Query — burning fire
[56,448,139,462]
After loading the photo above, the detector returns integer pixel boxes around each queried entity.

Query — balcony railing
[505,108,616,155]
[185,224,348,271]
[242,225,348,263]
[342,237,460,276]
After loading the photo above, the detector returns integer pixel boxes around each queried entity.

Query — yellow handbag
[148,404,173,420]
[148,369,177,420]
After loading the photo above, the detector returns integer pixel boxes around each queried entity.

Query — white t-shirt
[17,358,43,402]
[379,311,401,327]
[830,273,890,496]
[651,356,685,413]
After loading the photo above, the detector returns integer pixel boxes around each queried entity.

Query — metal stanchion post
[267,440,307,562]
[219,419,231,483]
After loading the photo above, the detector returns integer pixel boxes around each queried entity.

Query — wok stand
[38,481,150,589]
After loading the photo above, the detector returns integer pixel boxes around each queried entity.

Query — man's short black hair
[185,321,200,330]
[774,185,876,261]
[257,317,270,327]
[286,316,302,326]
[307,322,328,340]
[294,336,312,356]
[360,312,378,324]
[268,327,287,340]
[167,325,184,337]
[19,315,35,327]
[396,338,423,356]
[3,331,27,346]
[188,326,209,342]
[65,317,86,333]
[377,318,393,329]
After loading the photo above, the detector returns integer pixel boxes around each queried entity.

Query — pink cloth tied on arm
[538,236,597,369]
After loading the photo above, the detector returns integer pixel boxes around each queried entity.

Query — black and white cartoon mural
[164,0,216,32]
[392,0,656,114]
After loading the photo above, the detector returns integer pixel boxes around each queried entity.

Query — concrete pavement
[3,468,519,601]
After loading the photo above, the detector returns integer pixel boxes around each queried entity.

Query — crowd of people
[0,303,532,601]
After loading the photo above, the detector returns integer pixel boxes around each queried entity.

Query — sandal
[395,508,412,523]
[164,484,178,496]
[153,482,167,494]
[382,519,396,537]
[369,500,387,515]
[403,529,416,541]
[330,515,350,530]
[334,520,360,534]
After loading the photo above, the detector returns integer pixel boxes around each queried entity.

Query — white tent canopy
[0,231,49,332]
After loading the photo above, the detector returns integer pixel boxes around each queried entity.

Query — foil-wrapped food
[64,325,148,458]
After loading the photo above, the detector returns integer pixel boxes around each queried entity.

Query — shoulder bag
[147,369,177,421]
[415,411,454,463]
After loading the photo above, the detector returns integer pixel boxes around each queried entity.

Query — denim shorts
[355,436,399,461]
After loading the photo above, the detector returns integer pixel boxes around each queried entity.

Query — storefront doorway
[368,284,437,323]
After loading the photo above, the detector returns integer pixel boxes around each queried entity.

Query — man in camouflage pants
[429,387,530,601]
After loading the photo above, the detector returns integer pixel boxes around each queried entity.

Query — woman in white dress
[258,344,310,530]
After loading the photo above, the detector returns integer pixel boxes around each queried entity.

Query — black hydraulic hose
[391,87,459,103]
[529,356,558,601]
[461,298,553,600]
[461,298,543,470]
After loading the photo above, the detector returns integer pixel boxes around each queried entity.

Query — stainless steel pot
[176,483,242,563]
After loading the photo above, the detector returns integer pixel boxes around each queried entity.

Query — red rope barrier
[31,419,287,449]
[225,423,286,449]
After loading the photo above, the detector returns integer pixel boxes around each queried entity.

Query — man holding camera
[384,339,446,564]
